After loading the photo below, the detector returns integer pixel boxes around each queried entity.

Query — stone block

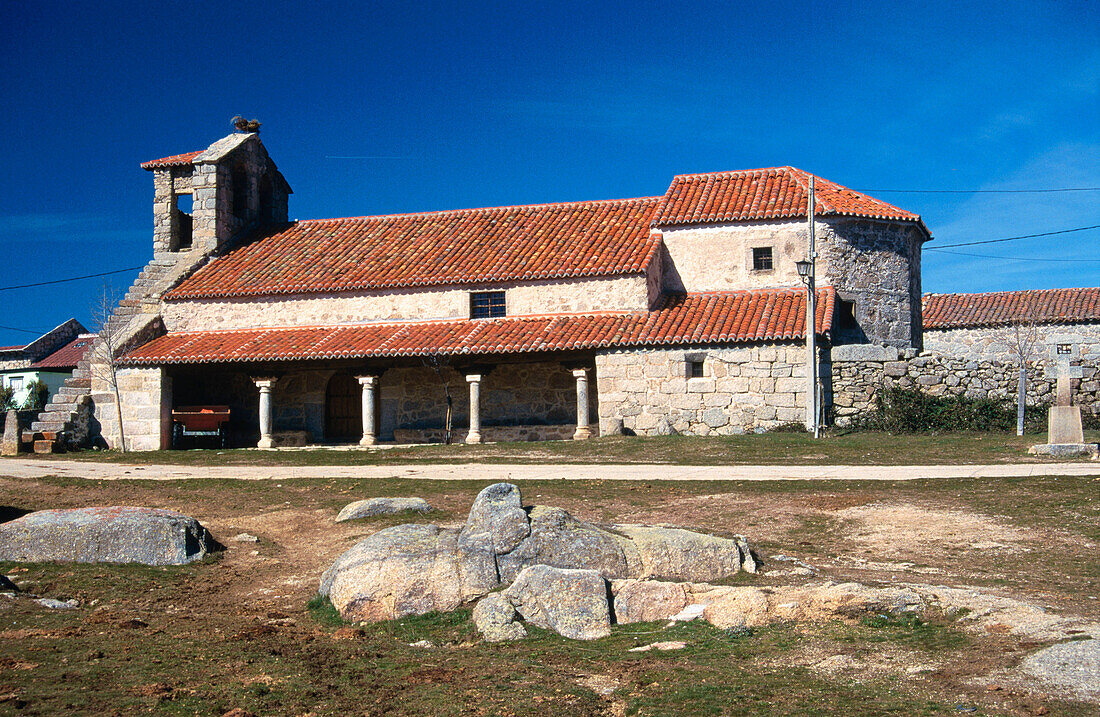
[686,378,715,393]
[775,407,802,422]
[883,361,908,377]
[702,408,729,428]
[764,393,796,407]
[831,344,899,362]
[915,374,942,386]
[774,377,802,393]
[1048,406,1084,445]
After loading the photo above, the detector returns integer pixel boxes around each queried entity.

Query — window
[8,376,23,391]
[1056,344,1072,355]
[174,193,193,250]
[471,291,506,319]
[752,247,773,271]
[688,359,705,378]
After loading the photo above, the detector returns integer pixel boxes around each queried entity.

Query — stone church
[29,130,1095,451]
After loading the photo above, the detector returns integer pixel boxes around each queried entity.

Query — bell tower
[143,127,291,261]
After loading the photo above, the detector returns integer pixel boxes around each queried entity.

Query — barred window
[752,246,773,271]
[470,291,506,319]
[688,359,705,378]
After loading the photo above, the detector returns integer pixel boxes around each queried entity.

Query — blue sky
[1,0,1097,346]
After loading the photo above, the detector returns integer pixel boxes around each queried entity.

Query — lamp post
[796,258,818,438]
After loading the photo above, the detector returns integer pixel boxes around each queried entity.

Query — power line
[933,224,1100,248]
[0,324,48,336]
[926,248,1100,262]
[0,266,142,293]
[862,187,1100,193]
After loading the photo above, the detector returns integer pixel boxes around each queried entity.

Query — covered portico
[145,353,598,449]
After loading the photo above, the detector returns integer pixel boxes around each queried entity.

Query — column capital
[465,374,482,383]
[253,377,278,390]
[571,368,589,379]
[356,375,378,387]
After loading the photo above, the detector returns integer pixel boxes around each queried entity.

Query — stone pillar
[466,374,482,444]
[357,375,378,446]
[254,378,277,449]
[572,369,592,440]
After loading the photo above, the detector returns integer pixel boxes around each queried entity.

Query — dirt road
[2,457,1097,481]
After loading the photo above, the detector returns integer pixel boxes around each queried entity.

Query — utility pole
[804,176,819,437]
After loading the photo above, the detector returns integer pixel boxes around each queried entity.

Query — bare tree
[89,284,127,452]
[422,354,455,444]
[1001,311,1042,437]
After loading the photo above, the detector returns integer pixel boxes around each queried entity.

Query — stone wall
[92,367,171,451]
[659,217,924,347]
[595,344,811,436]
[830,343,1100,424]
[162,274,649,331]
[923,323,1100,364]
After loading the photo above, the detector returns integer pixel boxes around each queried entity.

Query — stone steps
[31,256,176,453]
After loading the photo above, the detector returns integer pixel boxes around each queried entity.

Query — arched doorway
[325,373,361,442]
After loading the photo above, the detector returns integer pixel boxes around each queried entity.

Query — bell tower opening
[174,192,193,250]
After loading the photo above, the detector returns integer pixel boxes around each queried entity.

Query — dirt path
[3,457,1099,481]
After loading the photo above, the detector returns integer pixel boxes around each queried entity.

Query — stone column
[254,378,277,449]
[572,369,592,440]
[357,375,378,446]
[465,374,482,444]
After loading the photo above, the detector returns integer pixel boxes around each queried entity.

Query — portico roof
[119,288,835,365]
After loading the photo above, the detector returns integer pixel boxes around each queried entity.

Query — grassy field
[30,429,1100,467]
[0,472,1097,715]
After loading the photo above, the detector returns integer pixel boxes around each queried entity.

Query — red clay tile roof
[30,335,95,370]
[923,288,1100,329]
[120,287,834,365]
[140,150,204,170]
[0,345,25,352]
[653,167,924,227]
[165,198,663,299]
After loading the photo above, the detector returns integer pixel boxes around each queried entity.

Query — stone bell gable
[143,133,291,259]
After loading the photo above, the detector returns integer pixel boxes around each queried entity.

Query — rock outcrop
[335,497,432,522]
[320,523,496,623]
[319,482,756,623]
[0,506,216,565]
[608,579,924,628]
[472,592,527,642]
[503,566,612,641]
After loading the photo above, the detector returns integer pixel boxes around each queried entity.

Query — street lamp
[795,256,818,438]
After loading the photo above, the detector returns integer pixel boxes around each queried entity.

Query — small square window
[752,247,773,271]
[1056,344,1072,355]
[688,359,705,378]
[9,376,23,391]
[471,291,506,319]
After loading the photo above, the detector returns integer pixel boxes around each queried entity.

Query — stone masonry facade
[659,218,923,348]
[162,275,648,332]
[595,344,810,436]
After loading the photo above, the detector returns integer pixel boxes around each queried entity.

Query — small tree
[422,354,455,444]
[89,284,127,452]
[21,379,48,412]
[0,385,14,411]
[1001,312,1042,437]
